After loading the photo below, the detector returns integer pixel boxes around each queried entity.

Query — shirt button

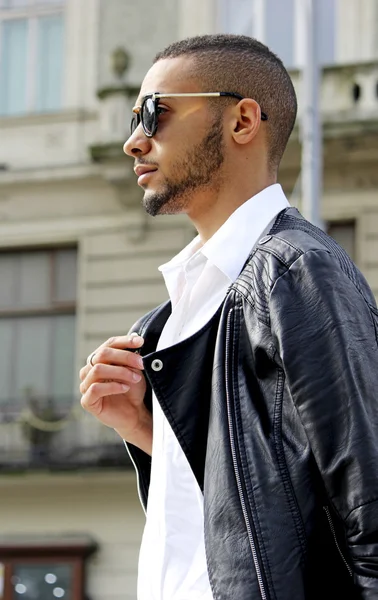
[151,359,163,372]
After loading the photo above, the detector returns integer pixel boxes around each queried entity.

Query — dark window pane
[0,248,77,310]
[0,319,14,404]
[54,249,77,303]
[328,221,356,261]
[219,0,253,35]
[19,253,50,309]
[0,255,18,309]
[317,0,335,65]
[266,0,294,68]
[36,0,66,4]
[14,316,51,403]
[0,2,65,10]
[36,15,64,113]
[1,1,30,8]
[51,315,76,402]
[0,19,28,116]
[0,248,76,409]
[3,315,76,406]
[12,564,73,600]
[217,0,335,68]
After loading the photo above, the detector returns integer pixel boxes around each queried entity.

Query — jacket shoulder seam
[263,234,304,261]
[270,248,374,314]
[258,246,292,270]
[233,239,304,325]
[270,248,330,289]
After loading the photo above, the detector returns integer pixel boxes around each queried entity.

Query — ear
[230,99,262,145]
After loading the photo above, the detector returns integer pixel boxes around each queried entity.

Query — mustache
[134,159,158,169]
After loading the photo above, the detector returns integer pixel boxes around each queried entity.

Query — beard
[142,117,225,217]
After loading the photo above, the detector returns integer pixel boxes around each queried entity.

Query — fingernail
[137,356,144,369]
[132,335,144,345]
[129,332,138,338]
[132,372,142,382]
[122,384,130,392]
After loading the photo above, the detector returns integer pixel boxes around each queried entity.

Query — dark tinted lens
[142,97,156,136]
[130,114,139,135]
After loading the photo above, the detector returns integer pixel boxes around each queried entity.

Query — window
[217,0,336,69]
[0,247,77,418]
[10,563,74,599]
[0,536,97,600]
[327,221,356,261]
[0,0,65,116]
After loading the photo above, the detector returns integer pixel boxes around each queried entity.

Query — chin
[142,192,165,217]
[142,190,186,217]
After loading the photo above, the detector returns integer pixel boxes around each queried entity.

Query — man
[79,35,378,600]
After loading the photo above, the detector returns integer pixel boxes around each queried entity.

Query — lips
[134,165,158,177]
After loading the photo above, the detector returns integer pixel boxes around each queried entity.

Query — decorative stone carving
[111,47,130,79]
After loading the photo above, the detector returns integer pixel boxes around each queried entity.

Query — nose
[123,125,152,157]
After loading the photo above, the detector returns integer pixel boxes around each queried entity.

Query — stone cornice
[0,109,97,129]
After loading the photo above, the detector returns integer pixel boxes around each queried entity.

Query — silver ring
[89,352,96,367]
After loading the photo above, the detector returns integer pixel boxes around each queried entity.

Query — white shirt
[137,184,290,600]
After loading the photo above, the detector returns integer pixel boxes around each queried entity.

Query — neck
[188,174,277,242]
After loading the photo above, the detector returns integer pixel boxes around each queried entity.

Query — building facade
[0,0,377,598]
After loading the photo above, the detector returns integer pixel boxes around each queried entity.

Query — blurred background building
[0,0,377,598]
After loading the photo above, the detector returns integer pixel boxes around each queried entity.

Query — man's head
[124,34,297,218]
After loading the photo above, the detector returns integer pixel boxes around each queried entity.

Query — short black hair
[154,34,297,170]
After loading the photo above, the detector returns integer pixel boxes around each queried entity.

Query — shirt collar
[159,183,289,283]
[202,184,289,281]
[159,235,203,274]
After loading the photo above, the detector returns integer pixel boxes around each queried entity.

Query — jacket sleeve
[269,248,378,597]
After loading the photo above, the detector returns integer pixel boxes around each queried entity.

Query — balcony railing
[0,398,132,471]
[290,61,378,128]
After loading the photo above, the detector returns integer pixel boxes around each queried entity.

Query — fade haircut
[154,34,297,171]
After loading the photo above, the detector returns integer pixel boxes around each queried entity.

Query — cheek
[152,114,209,172]
[153,139,186,172]
[159,110,207,145]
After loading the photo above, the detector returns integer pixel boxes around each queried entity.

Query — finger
[80,339,144,382]
[79,364,90,382]
[98,334,144,352]
[80,363,142,395]
[81,381,131,415]
[81,334,144,382]
[90,346,144,371]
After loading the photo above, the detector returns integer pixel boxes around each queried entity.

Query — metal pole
[300,0,323,228]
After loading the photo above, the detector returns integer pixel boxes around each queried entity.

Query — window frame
[215,0,336,69]
[0,0,65,116]
[0,245,77,319]
[327,219,357,262]
[0,536,97,600]
[0,245,77,408]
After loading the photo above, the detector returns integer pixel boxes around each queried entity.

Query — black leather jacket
[126,208,378,600]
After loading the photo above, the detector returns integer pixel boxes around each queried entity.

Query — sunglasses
[130,92,268,138]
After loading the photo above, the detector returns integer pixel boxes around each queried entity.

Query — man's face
[123,58,226,217]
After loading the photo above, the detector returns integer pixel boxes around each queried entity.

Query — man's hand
[79,334,152,455]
